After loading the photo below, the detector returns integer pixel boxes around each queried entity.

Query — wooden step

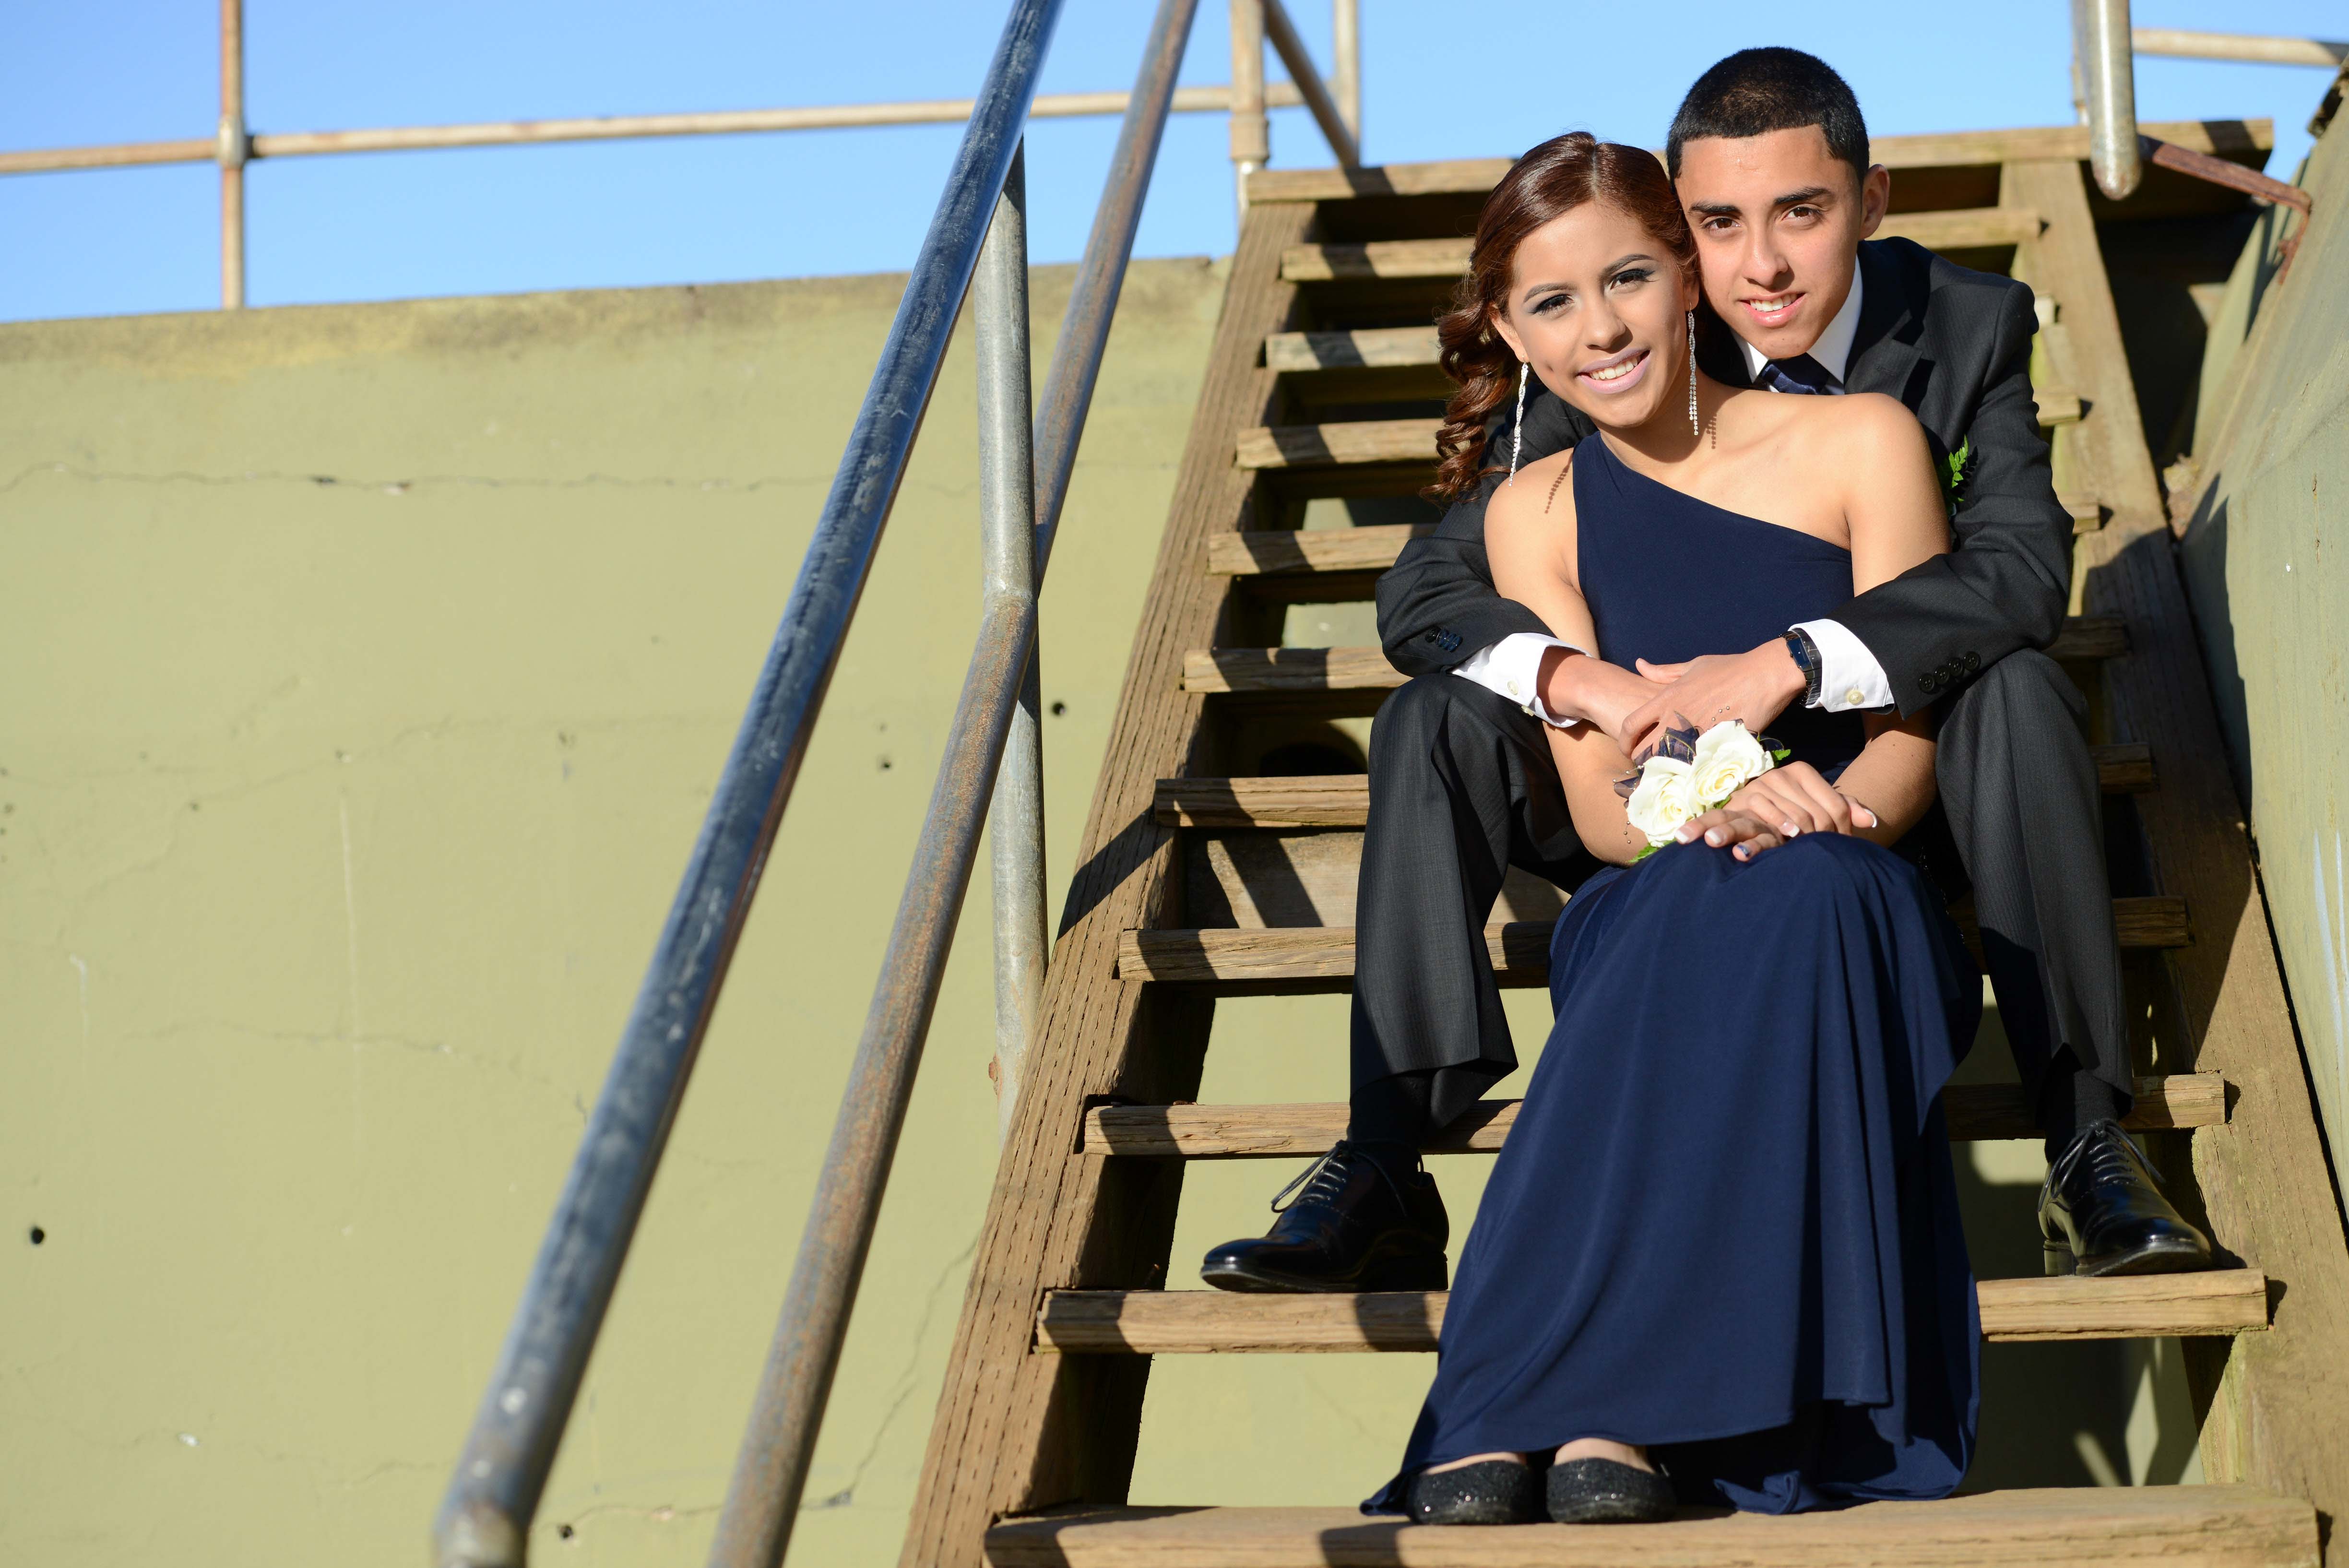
[1158,746,2156,828]
[1035,1271,2270,1353]
[1081,1072,2224,1157]
[1261,323,2088,443]
[1117,896,2190,988]
[1182,621,2128,699]
[1279,211,2044,286]
[1240,120,2277,203]
[1210,502,2102,579]
[987,1485,2320,1568]
[1239,393,2081,471]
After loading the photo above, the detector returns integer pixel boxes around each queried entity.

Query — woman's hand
[1673,761,1879,860]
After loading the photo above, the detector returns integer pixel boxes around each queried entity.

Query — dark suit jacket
[1375,237,2073,718]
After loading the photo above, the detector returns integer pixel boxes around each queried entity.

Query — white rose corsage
[1616,719,1791,859]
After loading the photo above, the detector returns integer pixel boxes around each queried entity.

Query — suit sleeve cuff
[1794,618,1893,712]
[1451,632,1592,727]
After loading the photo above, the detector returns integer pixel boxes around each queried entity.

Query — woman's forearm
[1833,729,1937,847]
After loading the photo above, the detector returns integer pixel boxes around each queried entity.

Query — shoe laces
[2048,1118,2155,1195]
[1270,1145,1354,1213]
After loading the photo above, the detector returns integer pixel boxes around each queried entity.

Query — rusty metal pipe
[428,2,1064,1564]
[700,1,1198,1563]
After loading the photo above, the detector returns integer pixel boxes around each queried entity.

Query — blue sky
[1,1,2341,322]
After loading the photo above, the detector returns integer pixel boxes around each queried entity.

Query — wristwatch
[1782,629,1824,707]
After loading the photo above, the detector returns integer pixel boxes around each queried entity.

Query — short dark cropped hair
[1666,48,1870,182]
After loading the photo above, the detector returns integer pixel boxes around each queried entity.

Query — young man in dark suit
[1203,48,2211,1294]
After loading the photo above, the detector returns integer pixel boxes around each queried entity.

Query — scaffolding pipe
[217,0,246,308]
[2076,0,2144,199]
[976,146,1048,1141]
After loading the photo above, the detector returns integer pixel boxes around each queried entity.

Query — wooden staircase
[902,120,2349,1568]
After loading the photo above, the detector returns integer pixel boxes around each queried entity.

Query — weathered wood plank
[1032,1271,2270,1354]
[985,1486,2320,1568]
[1182,622,2125,696]
[1240,392,2083,470]
[1205,523,1430,576]
[1211,507,2099,574]
[1116,897,2188,986]
[1278,211,2044,286]
[1155,745,2154,826]
[1262,325,1439,371]
[2005,154,2349,1520]
[1234,416,1440,467]
[1081,1072,2225,1156]
[1243,120,2275,202]
[903,202,1322,1567]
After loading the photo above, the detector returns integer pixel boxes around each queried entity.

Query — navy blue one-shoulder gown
[1372,433,1982,1516]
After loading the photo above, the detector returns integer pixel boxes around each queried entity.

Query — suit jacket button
[1965,652,1981,671]
[1921,675,1940,694]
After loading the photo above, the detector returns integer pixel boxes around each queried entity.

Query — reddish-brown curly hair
[1428,131,1698,500]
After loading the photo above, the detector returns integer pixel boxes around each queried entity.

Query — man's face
[1675,126,1890,361]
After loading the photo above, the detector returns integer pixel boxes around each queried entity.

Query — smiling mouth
[1743,291,1804,325]
[1578,349,1648,391]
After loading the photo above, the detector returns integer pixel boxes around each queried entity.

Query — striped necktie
[1756,352,1843,395]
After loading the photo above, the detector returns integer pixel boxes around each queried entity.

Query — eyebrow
[1517,252,1658,302]
[1688,185,1837,219]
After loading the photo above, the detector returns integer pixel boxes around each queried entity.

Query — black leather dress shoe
[1200,1140,1448,1293]
[1402,1460,1543,1525]
[2040,1119,2215,1277]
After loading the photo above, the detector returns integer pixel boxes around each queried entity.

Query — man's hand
[1622,639,1807,760]
[1537,647,1669,751]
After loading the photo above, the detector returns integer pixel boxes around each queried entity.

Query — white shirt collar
[1738,262,1864,386]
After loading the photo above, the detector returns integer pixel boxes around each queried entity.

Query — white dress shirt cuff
[1794,618,1894,712]
[1451,632,1592,727]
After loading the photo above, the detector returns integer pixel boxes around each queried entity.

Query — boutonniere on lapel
[1939,439,1975,517]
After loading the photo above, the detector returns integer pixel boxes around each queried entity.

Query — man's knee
[1369,674,1525,770]
[1948,648,2086,738]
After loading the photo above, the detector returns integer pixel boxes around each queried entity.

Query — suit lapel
[1843,242,1927,408]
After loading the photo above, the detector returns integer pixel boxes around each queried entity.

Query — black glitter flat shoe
[1402,1460,1543,1525]
[1546,1457,1676,1524]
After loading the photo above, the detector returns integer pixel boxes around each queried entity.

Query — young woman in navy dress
[1372,133,1981,1526]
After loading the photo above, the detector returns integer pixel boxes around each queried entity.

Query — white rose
[1689,721,1771,808]
[1625,756,1697,846]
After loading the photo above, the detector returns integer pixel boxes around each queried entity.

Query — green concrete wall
[2,249,2197,1568]
[2178,119,2349,1167]
[0,262,1246,1567]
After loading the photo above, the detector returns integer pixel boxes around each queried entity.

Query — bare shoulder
[1483,445,1578,536]
[1823,391,1931,458]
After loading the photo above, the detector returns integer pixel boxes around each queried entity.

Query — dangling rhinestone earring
[1507,361,1530,484]
[1685,310,1700,437]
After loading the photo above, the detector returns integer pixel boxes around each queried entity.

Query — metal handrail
[428,0,1064,1560]
[704,5,1204,1561]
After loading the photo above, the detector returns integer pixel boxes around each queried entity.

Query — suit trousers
[1347,656,2133,1152]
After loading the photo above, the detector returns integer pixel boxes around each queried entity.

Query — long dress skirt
[1370,832,1983,1514]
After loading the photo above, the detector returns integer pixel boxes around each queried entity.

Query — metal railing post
[699,5,1197,1564]
[1332,0,1361,141]
[2076,0,2143,198]
[1263,0,1359,169]
[1229,0,1267,215]
[218,0,247,308]
[976,145,1047,1140]
[429,3,1064,1564]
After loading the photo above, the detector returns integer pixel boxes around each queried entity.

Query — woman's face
[1488,200,1695,434]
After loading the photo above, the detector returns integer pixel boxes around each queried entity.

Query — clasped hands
[1539,639,1876,859]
